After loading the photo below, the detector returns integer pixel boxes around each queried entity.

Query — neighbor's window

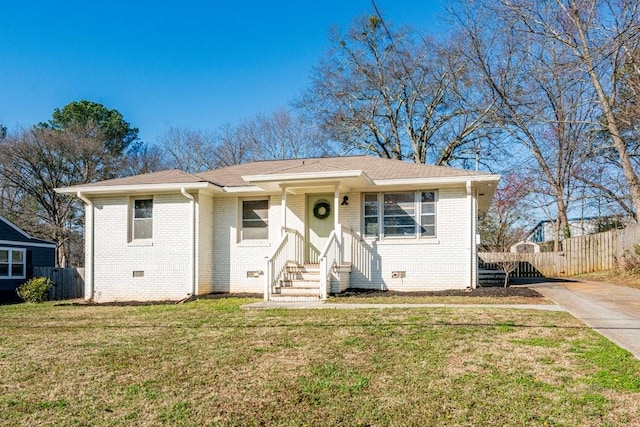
[0,248,26,279]
[241,199,269,240]
[363,191,437,239]
[132,198,153,240]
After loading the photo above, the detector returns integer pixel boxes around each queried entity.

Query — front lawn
[1,298,639,426]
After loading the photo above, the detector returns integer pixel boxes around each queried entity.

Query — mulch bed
[334,286,543,298]
[52,288,542,306]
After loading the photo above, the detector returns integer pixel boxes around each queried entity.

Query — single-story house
[0,215,56,299]
[56,156,500,303]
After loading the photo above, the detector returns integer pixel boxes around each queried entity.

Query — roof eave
[54,182,222,196]
[372,174,500,187]
[242,170,373,192]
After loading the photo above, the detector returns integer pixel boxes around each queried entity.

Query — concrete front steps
[270,264,323,302]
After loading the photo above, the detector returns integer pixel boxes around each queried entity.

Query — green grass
[1,298,639,426]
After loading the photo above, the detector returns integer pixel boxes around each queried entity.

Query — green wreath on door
[313,200,331,220]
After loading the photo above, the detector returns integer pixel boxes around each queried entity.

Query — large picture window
[363,191,437,239]
[0,248,26,279]
[241,199,269,240]
[132,198,153,240]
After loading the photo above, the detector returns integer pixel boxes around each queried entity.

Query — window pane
[384,193,415,216]
[421,225,436,237]
[384,192,416,237]
[364,194,378,216]
[12,251,23,263]
[242,200,268,240]
[134,199,153,219]
[0,250,7,263]
[421,192,435,203]
[134,218,153,239]
[0,264,7,276]
[11,263,23,276]
[243,200,268,220]
[421,215,435,226]
[364,216,378,237]
[384,225,415,237]
[420,191,436,237]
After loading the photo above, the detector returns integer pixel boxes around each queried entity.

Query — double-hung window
[241,199,269,240]
[363,191,436,239]
[0,248,26,279]
[132,198,153,240]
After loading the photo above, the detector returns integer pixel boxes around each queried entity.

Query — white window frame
[239,198,269,241]
[362,191,437,239]
[130,197,153,241]
[0,247,26,279]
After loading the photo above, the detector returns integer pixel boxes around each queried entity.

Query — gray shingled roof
[197,156,493,187]
[77,169,207,187]
[68,156,495,189]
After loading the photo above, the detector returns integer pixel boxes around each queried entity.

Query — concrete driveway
[530,280,640,359]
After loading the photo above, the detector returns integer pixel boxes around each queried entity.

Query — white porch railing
[318,224,357,299]
[264,228,304,301]
[319,230,338,301]
[340,225,356,266]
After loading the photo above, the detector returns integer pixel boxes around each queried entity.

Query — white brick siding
[90,194,194,302]
[347,188,475,291]
[88,184,480,301]
[197,193,214,294]
[212,194,284,294]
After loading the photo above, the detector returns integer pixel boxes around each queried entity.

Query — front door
[306,194,334,263]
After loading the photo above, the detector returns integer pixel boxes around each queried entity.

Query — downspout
[466,181,474,289]
[181,188,196,297]
[77,192,94,301]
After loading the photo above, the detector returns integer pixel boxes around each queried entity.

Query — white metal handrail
[319,229,339,300]
[265,228,305,301]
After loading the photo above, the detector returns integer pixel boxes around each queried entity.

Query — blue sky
[0,1,446,144]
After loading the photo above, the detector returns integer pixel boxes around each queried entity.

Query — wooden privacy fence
[33,267,85,300]
[479,253,563,277]
[480,224,640,277]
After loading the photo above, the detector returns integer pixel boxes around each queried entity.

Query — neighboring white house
[56,156,500,303]
[527,216,630,244]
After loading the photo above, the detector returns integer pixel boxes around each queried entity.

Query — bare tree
[213,123,254,167]
[0,125,119,266]
[237,108,332,160]
[452,1,597,249]
[300,15,493,166]
[122,142,165,175]
[157,127,219,173]
[492,0,640,222]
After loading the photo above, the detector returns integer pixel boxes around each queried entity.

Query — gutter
[77,192,94,301]
[181,188,197,297]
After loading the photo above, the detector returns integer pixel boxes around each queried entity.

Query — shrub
[16,277,53,303]
[620,244,640,273]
